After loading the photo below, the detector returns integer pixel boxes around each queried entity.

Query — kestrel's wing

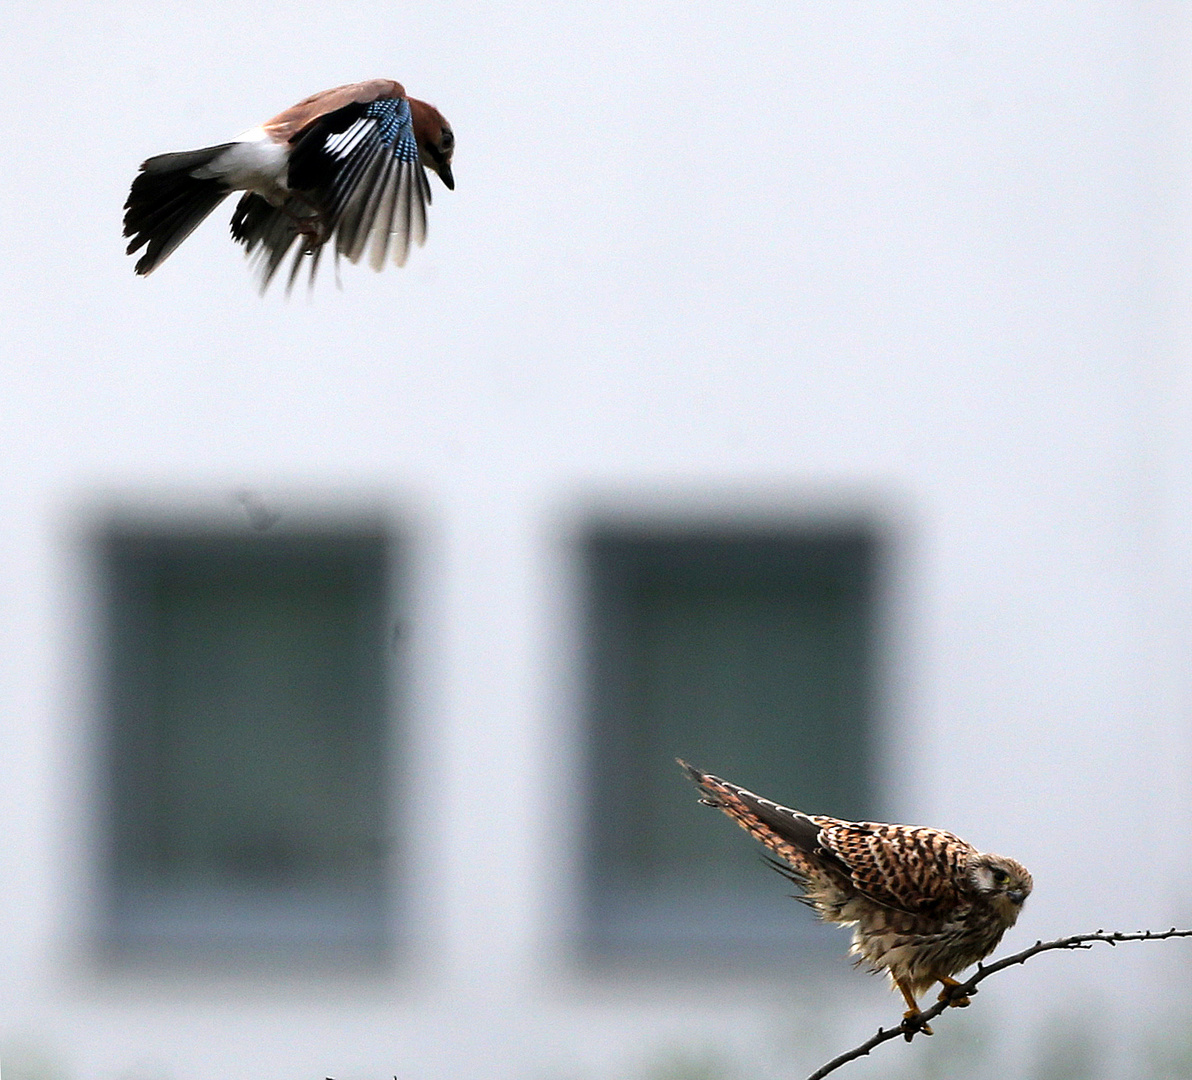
[814,820,974,916]
[679,761,973,916]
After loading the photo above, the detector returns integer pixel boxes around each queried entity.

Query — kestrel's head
[968,853,1033,926]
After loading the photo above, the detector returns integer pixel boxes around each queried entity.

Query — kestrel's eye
[991,867,1009,885]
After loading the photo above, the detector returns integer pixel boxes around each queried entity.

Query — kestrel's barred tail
[677,759,831,883]
[678,759,1032,1032]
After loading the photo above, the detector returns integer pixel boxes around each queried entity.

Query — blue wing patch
[365,97,419,162]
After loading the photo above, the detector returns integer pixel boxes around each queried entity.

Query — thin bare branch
[806,927,1192,1080]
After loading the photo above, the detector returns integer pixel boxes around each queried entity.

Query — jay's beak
[437,162,455,191]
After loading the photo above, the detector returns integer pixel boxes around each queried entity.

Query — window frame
[579,520,886,960]
[94,518,400,960]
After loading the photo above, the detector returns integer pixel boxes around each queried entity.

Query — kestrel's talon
[901,1010,933,1041]
[678,761,1033,1025]
[937,976,972,1007]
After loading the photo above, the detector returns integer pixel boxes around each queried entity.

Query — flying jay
[124,79,454,291]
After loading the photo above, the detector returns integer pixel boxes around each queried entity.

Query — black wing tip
[677,759,728,809]
[762,853,811,888]
[677,759,720,790]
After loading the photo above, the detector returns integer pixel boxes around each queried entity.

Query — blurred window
[582,525,880,957]
[98,524,394,957]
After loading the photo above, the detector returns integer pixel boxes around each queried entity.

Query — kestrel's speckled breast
[847,898,1015,992]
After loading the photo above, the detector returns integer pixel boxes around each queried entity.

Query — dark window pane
[582,526,880,956]
[99,526,393,956]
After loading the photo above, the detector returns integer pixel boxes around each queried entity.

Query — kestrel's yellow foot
[937,976,972,1008]
[894,976,933,1039]
[900,1009,933,1041]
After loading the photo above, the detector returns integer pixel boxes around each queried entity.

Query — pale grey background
[2,2,1192,1078]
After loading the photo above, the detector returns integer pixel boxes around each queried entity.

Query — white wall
[1,3,1190,1078]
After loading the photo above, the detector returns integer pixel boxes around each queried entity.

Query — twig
[806,927,1192,1080]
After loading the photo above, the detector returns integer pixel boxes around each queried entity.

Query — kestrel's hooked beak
[1007,887,1028,906]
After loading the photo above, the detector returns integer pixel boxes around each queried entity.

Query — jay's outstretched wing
[124,79,454,291]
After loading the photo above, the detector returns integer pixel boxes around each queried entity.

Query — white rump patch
[192,128,291,201]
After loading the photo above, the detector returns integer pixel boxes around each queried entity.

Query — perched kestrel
[679,760,1032,1033]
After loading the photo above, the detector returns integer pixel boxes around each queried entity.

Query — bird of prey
[123,79,454,291]
[678,760,1032,1033]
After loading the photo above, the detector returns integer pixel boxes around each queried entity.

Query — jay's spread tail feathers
[124,144,239,276]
